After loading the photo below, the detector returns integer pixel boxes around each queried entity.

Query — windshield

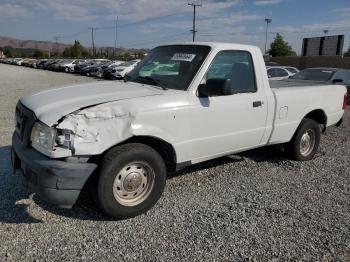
[291,68,335,81]
[126,45,211,90]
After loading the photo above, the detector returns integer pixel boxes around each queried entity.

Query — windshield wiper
[137,76,168,90]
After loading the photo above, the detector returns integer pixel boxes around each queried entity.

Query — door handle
[253,101,263,107]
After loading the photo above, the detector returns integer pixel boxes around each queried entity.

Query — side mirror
[332,79,343,83]
[197,78,233,97]
[268,74,272,78]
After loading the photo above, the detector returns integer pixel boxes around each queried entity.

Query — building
[0,50,5,58]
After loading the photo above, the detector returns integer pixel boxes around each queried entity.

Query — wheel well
[85,136,177,192]
[303,109,327,131]
[120,136,177,173]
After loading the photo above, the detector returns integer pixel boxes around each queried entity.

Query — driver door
[189,50,268,162]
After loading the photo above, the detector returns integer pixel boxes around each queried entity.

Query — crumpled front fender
[56,103,175,156]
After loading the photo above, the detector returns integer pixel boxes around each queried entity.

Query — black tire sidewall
[97,143,166,219]
[289,119,321,161]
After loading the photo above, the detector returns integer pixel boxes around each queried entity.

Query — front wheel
[285,118,321,161]
[97,143,166,219]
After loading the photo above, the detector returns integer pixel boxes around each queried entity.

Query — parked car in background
[106,59,141,79]
[267,66,299,80]
[89,61,125,78]
[21,59,38,68]
[61,59,88,73]
[83,61,113,77]
[83,63,99,77]
[88,61,111,77]
[103,64,120,79]
[52,59,74,72]
[74,60,109,75]
[74,61,95,74]
[35,59,48,69]
[13,58,25,66]
[43,60,60,70]
[290,67,350,103]
[47,59,66,71]
[37,60,53,69]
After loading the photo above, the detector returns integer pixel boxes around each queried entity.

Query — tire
[97,143,167,219]
[65,67,69,72]
[285,118,321,161]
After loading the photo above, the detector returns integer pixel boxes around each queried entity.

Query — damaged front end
[55,104,135,157]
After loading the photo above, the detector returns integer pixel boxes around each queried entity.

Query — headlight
[30,122,56,152]
[56,129,73,149]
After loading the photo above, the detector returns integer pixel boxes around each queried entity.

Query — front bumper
[12,134,98,208]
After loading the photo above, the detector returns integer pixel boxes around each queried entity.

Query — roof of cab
[158,42,261,52]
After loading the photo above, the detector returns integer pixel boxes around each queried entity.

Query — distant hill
[0,36,70,53]
[0,36,149,55]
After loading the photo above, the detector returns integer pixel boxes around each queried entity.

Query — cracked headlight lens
[56,129,73,149]
[30,122,56,152]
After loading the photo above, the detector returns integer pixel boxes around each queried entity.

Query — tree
[3,47,13,57]
[33,50,44,58]
[62,47,71,57]
[71,40,85,58]
[268,33,294,57]
[61,40,86,58]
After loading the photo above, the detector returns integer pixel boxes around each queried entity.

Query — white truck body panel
[269,84,345,144]
[19,42,346,165]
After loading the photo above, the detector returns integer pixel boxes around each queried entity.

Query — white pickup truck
[12,43,347,219]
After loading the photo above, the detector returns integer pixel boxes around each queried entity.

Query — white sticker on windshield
[171,53,196,62]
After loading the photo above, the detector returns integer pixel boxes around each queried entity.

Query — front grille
[15,102,36,147]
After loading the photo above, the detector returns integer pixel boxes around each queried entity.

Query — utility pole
[264,18,272,55]
[115,16,118,58]
[53,36,61,56]
[188,2,202,42]
[89,27,96,57]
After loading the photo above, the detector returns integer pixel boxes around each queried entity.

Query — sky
[0,0,349,54]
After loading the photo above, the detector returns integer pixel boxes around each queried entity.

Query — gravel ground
[0,64,349,261]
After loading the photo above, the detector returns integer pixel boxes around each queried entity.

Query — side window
[267,68,276,77]
[206,50,256,93]
[345,71,350,82]
[333,71,346,81]
[286,67,297,74]
[275,68,289,77]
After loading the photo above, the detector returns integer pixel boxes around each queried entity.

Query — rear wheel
[285,118,320,161]
[97,143,166,219]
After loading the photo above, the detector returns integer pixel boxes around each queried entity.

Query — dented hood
[20,81,162,126]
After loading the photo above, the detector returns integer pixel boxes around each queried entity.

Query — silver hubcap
[300,129,315,157]
[113,162,155,206]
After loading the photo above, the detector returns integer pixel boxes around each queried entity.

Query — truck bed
[269,79,329,89]
[268,80,345,145]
